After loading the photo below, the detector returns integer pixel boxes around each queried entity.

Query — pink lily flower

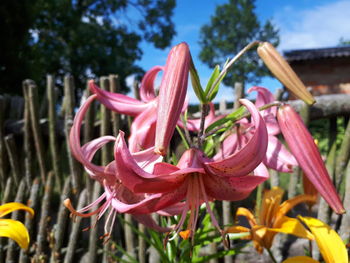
[277,104,345,214]
[67,94,183,238]
[89,42,191,153]
[114,99,269,238]
[217,86,297,173]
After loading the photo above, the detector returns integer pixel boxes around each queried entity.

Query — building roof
[283,46,350,61]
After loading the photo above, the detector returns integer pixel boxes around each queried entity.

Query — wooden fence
[0,75,350,263]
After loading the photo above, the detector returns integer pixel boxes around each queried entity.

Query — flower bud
[258,42,315,105]
[155,42,191,155]
[277,104,344,214]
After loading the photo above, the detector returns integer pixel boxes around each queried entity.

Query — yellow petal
[268,216,314,240]
[236,207,257,227]
[275,195,316,226]
[282,256,319,263]
[0,219,30,249]
[225,226,252,241]
[0,202,34,218]
[298,216,348,263]
[259,187,284,226]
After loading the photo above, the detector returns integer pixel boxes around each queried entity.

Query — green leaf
[205,106,246,133]
[205,65,226,101]
[190,61,206,103]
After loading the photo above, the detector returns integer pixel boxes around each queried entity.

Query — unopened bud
[258,42,315,105]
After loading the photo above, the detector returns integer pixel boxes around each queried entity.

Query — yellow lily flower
[282,216,348,263]
[0,202,34,249]
[225,187,317,254]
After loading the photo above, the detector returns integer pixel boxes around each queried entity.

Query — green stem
[208,40,261,96]
[266,248,278,263]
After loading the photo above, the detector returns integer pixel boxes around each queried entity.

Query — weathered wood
[233,82,244,110]
[28,82,47,182]
[335,116,350,189]
[339,159,350,241]
[288,94,350,119]
[220,94,350,119]
[34,172,55,262]
[138,223,146,263]
[50,177,72,263]
[64,189,87,263]
[5,179,26,263]
[109,74,121,137]
[87,182,101,263]
[0,95,7,189]
[19,178,41,263]
[4,134,21,187]
[64,75,82,193]
[22,81,34,188]
[47,75,62,189]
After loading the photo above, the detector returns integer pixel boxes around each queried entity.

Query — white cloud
[274,0,350,51]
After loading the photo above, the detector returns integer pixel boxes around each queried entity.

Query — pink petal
[69,95,115,180]
[277,104,344,214]
[89,80,151,116]
[206,99,268,177]
[128,105,157,152]
[114,132,187,193]
[203,163,268,201]
[155,42,190,155]
[248,86,280,135]
[264,134,298,173]
[140,66,163,102]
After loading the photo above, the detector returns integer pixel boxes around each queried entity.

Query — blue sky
[127,0,350,103]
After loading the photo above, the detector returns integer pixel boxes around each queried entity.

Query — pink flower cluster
[66,42,344,241]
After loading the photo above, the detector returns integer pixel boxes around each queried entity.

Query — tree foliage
[0,0,176,94]
[199,0,279,87]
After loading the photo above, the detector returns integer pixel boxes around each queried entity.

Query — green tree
[0,0,176,94]
[199,0,279,87]
[339,37,350,46]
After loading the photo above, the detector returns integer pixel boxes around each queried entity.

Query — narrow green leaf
[190,61,206,103]
[205,106,246,133]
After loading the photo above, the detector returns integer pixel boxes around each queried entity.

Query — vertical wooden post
[47,75,62,189]
[0,95,7,189]
[64,75,81,193]
[34,172,55,262]
[22,80,34,188]
[50,177,72,263]
[19,178,41,263]
[234,82,244,110]
[5,180,26,263]
[64,190,87,263]
[28,82,47,183]
[4,134,21,187]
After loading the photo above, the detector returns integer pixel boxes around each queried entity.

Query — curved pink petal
[128,105,157,152]
[202,164,268,201]
[157,202,185,216]
[264,135,298,173]
[89,80,151,116]
[114,132,187,193]
[277,104,344,214]
[140,66,163,102]
[205,99,268,177]
[70,95,115,181]
[248,86,280,135]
